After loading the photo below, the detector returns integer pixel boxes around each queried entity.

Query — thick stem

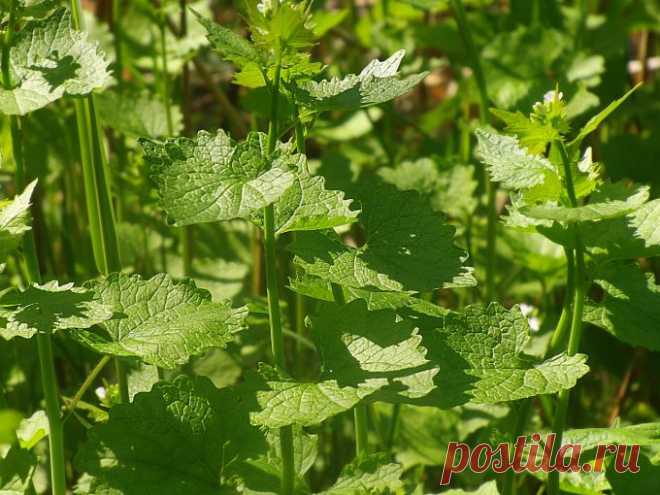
[547,142,587,495]
[70,0,127,403]
[3,5,67,493]
[450,0,497,301]
[354,404,369,457]
[262,41,294,495]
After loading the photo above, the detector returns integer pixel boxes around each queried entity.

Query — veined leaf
[75,375,267,495]
[296,50,427,112]
[584,263,660,351]
[0,8,111,115]
[254,173,359,234]
[561,422,660,450]
[76,273,248,369]
[436,481,500,495]
[290,184,472,292]
[193,9,262,68]
[0,281,113,340]
[16,411,49,450]
[142,130,297,226]
[248,371,384,429]
[475,128,559,191]
[490,108,559,154]
[321,454,403,494]
[522,184,649,223]
[628,198,660,247]
[0,180,36,262]
[0,446,37,495]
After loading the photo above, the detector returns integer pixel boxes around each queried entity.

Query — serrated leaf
[0,281,113,340]
[142,130,297,227]
[290,184,471,292]
[16,410,48,450]
[96,89,183,138]
[0,180,36,262]
[0,446,36,495]
[75,375,267,495]
[255,173,359,234]
[296,50,427,112]
[569,84,641,147]
[0,8,111,115]
[475,128,560,191]
[490,108,560,154]
[522,184,649,223]
[248,372,384,429]
[414,304,589,407]
[627,198,660,247]
[321,454,403,495]
[193,9,262,68]
[76,273,248,369]
[584,263,660,351]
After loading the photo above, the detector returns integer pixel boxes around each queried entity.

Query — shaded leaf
[0,181,36,262]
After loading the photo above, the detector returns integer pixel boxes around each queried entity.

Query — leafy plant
[1,1,659,495]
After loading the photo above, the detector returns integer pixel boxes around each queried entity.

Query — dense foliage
[1,0,659,494]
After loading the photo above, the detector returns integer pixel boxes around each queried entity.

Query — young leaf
[75,375,268,495]
[0,8,111,115]
[321,454,403,494]
[0,446,37,495]
[0,281,113,340]
[521,184,649,223]
[475,128,560,191]
[16,410,49,450]
[584,263,660,351]
[76,273,248,369]
[296,50,428,112]
[142,130,296,227]
[0,180,37,262]
[490,108,560,154]
[568,83,641,148]
[290,184,473,293]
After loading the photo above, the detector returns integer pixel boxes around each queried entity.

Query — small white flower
[519,303,534,317]
[528,316,541,332]
[543,90,563,103]
[95,386,107,400]
[578,147,593,173]
[257,0,272,14]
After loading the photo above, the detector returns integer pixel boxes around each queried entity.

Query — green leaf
[475,128,560,191]
[490,108,560,154]
[584,263,660,351]
[96,89,183,138]
[0,446,36,495]
[142,130,297,227]
[76,273,248,369]
[522,184,650,223]
[321,454,403,495]
[569,83,641,147]
[296,50,428,112]
[291,185,472,292]
[75,375,267,495]
[437,481,500,495]
[0,281,113,340]
[193,9,262,68]
[0,180,36,262]
[16,410,49,450]
[247,370,384,429]
[561,422,660,450]
[0,8,111,115]
[628,198,660,247]
[256,173,359,234]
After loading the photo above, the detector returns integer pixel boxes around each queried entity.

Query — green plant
[1,1,660,495]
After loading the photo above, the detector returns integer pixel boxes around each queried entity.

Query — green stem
[547,142,587,495]
[70,0,128,404]
[548,247,575,354]
[385,403,400,452]
[262,40,294,495]
[450,0,497,301]
[3,5,67,493]
[292,109,307,362]
[63,355,111,422]
[354,404,368,457]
